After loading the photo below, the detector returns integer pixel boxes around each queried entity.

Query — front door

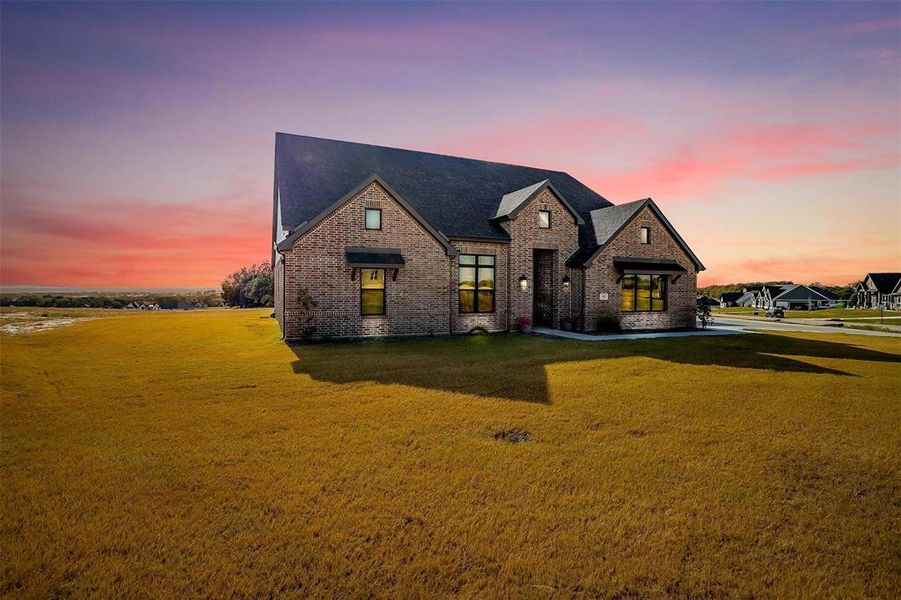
[533,249,555,327]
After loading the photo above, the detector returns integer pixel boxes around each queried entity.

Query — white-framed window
[640,226,650,244]
[538,210,551,229]
[364,208,382,230]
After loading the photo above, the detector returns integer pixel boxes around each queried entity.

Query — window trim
[538,209,552,229]
[640,226,650,244]
[458,254,496,314]
[621,274,667,312]
[360,268,386,316]
[364,207,382,230]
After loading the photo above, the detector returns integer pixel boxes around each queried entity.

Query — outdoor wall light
[518,275,529,291]
[562,275,571,291]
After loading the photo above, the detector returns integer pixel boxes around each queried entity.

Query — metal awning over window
[345,247,405,268]
[613,256,687,275]
[346,247,405,281]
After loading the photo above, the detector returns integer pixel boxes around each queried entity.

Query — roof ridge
[275,131,576,178]
[589,198,650,214]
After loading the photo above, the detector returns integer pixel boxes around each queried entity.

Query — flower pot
[561,322,573,331]
[521,325,532,334]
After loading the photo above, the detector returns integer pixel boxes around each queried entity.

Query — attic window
[640,226,650,244]
[365,208,381,230]
[538,210,551,229]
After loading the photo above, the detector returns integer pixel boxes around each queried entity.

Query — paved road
[713,316,901,338]
[534,317,901,342]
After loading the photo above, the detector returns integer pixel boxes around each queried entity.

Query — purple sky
[1,1,899,287]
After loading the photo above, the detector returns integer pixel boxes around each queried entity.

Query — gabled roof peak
[494,180,548,219]
[493,179,584,225]
[583,197,704,271]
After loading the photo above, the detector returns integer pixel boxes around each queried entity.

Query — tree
[221,262,274,307]
[295,288,318,337]
[696,298,713,329]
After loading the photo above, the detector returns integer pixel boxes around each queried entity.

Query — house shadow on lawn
[289,333,901,403]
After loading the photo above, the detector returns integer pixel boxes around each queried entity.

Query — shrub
[596,316,620,332]
[696,299,713,329]
[221,262,273,307]
[296,288,318,338]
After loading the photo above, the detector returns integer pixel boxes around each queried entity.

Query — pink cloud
[1,191,269,288]
[698,243,901,287]
[593,122,898,201]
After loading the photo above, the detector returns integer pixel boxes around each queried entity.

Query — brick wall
[584,205,698,330]
[279,181,453,340]
[275,182,698,339]
[503,188,581,330]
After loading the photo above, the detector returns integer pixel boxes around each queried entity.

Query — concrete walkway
[532,325,744,341]
[534,317,901,342]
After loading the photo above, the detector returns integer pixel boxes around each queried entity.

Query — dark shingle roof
[773,284,831,301]
[719,292,743,302]
[494,180,548,219]
[764,285,788,298]
[809,285,839,300]
[866,273,901,293]
[275,133,612,245]
[590,199,647,246]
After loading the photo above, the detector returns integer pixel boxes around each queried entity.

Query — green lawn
[715,306,901,320]
[2,309,900,597]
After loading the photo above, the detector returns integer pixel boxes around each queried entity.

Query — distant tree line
[0,291,222,309]
[221,262,274,307]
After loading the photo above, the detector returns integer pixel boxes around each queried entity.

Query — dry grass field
[2,309,900,598]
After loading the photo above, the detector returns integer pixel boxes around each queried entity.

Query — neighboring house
[734,288,760,307]
[770,284,838,310]
[272,133,704,340]
[852,273,901,309]
[758,285,791,309]
[718,291,743,307]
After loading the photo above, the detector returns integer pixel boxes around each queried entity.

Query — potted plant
[515,316,532,333]
[560,316,577,331]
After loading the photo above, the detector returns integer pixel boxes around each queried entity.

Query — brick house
[851,273,901,309]
[272,133,704,340]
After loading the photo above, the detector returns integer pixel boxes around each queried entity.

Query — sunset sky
[1,1,899,289]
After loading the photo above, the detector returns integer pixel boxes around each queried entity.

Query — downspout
[449,256,453,335]
[507,242,513,331]
[580,267,586,331]
[275,243,287,341]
